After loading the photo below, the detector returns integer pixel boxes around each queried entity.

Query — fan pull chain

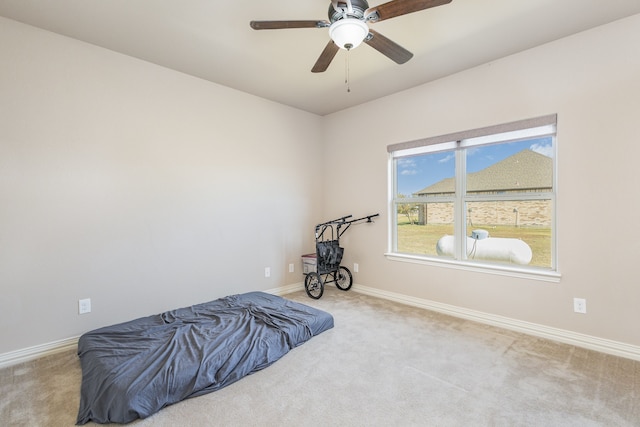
[345,49,351,93]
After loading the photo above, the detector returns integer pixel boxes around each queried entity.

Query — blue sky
[397,137,553,196]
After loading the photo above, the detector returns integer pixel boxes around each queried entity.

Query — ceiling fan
[250,0,453,73]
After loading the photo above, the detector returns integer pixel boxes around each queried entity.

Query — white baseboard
[0,285,306,369]
[352,284,640,362]
[5,282,635,368]
[0,336,79,369]
[265,282,304,296]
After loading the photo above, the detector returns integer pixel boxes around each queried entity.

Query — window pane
[397,152,456,197]
[466,200,552,268]
[396,202,454,257]
[390,119,556,275]
[465,138,553,195]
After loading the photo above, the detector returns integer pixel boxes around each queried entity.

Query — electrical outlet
[79,298,91,315]
[573,298,587,314]
[265,267,271,278]
[288,263,294,273]
[353,263,359,273]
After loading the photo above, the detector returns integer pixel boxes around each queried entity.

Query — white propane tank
[436,233,533,265]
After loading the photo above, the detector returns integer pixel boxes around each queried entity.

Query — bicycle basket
[316,240,343,271]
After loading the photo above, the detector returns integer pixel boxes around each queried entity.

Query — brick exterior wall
[417,200,551,227]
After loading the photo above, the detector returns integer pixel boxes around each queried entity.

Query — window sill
[384,253,561,283]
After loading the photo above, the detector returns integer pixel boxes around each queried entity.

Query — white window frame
[386,115,561,283]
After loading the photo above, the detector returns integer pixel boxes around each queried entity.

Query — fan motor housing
[328,0,369,22]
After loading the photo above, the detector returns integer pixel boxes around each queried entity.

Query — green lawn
[397,218,551,268]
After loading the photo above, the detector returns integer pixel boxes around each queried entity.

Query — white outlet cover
[573,298,586,314]
[79,298,91,314]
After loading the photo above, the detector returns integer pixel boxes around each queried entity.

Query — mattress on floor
[76,291,333,424]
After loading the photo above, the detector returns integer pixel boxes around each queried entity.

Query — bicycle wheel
[304,272,324,299]
[334,266,352,291]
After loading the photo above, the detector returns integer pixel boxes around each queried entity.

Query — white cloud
[466,147,480,157]
[438,154,455,163]
[398,158,419,175]
[530,142,554,157]
[398,158,416,167]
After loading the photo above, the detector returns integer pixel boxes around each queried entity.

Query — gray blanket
[76,292,334,424]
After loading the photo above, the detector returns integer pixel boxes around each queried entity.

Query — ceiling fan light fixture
[329,19,368,50]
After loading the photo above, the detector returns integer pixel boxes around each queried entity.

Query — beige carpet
[1,288,639,426]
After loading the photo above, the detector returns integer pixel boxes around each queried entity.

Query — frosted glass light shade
[329,19,369,50]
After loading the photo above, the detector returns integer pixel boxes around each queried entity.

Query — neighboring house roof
[414,149,552,196]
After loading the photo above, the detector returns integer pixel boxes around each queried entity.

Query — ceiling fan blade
[365,29,413,64]
[311,41,340,73]
[366,0,452,22]
[250,20,329,30]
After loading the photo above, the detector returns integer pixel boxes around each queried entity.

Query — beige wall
[1,13,639,356]
[323,14,640,347]
[0,17,324,354]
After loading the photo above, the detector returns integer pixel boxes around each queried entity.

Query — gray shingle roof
[414,149,552,196]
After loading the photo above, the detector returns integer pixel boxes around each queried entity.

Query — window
[388,115,558,279]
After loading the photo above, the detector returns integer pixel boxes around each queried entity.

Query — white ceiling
[2,0,640,115]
